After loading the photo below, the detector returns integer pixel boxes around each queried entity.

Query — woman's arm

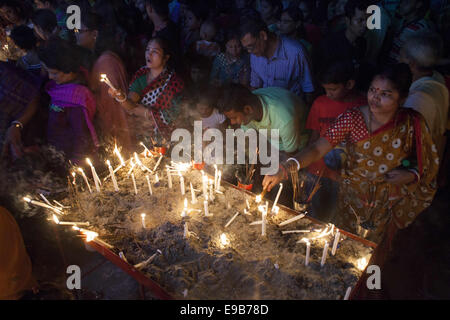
[262,137,333,191]
[108,88,141,111]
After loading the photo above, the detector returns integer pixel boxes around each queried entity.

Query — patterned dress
[323,107,439,243]
[210,53,250,87]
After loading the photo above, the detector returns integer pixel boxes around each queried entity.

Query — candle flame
[23,197,31,203]
[220,233,230,247]
[141,213,146,219]
[77,168,84,173]
[86,158,93,166]
[106,159,111,166]
[357,257,368,271]
[72,172,76,177]
[255,195,262,203]
[100,74,107,81]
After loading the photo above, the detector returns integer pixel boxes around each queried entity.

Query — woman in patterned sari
[108,37,184,143]
[263,63,439,242]
[263,64,440,298]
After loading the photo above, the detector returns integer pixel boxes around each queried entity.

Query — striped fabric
[250,36,314,97]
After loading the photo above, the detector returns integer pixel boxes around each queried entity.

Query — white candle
[131,172,138,195]
[71,171,77,186]
[39,193,52,206]
[225,211,240,228]
[331,231,340,256]
[181,198,188,217]
[154,173,160,186]
[145,175,153,195]
[167,168,172,188]
[271,183,283,213]
[204,199,209,216]
[272,206,280,215]
[107,160,119,191]
[209,179,214,201]
[246,199,251,210]
[86,158,101,192]
[321,241,329,267]
[153,155,163,172]
[202,175,208,200]
[23,197,63,215]
[134,152,152,173]
[78,168,92,193]
[114,145,125,166]
[184,222,189,238]
[179,173,185,195]
[305,240,310,266]
[53,214,89,226]
[141,213,146,229]
[140,142,151,157]
[190,182,197,204]
[216,170,222,191]
[278,214,305,227]
[214,164,218,190]
[343,287,352,300]
[261,202,267,237]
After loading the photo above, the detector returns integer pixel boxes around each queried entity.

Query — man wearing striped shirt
[239,17,315,105]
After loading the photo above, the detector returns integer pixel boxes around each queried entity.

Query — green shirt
[242,87,308,153]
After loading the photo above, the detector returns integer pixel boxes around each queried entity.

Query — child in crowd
[195,20,220,58]
[259,0,282,32]
[191,84,227,130]
[210,30,250,87]
[304,59,367,221]
[9,25,42,75]
[38,39,99,165]
[180,2,208,53]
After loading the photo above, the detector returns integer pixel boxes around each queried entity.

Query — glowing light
[255,195,262,203]
[52,214,60,224]
[220,233,230,247]
[357,257,369,271]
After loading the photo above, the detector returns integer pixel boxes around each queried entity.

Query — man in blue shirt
[239,17,315,105]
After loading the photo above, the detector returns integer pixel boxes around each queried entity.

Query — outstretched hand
[262,168,287,192]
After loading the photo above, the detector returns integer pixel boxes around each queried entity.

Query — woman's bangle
[115,94,127,103]
[407,168,420,184]
[286,158,301,171]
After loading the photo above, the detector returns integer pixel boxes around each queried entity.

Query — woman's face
[42,63,76,85]
[0,6,20,24]
[279,11,296,35]
[367,76,402,116]
[226,39,242,58]
[145,40,169,70]
[185,10,200,30]
[260,0,275,20]
[75,23,97,50]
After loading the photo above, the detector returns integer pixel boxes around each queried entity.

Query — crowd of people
[1,0,450,300]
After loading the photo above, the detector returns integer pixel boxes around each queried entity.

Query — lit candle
[53,214,89,226]
[23,197,63,215]
[78,168,92,193]
[204,197,209,216]
[134,152,152,173]
[179,172,185,195]
[131,172,138,195]
[141,213,146,229]
[209,179,214,201]
[181,198,188,217]
[140,142,152,157]
[153,155,163,172]
[190,182,197,204]
[343,287,352,300]
[225,211,240,228]
[107,160,119,191]
[71,171,76,186]
[331,231,340,256]
[214,164,218,190]
[114,144,125,167]
[86,158,101,192]
[304,239,311,266]
[278,214,305,227]
[321,241,329,267]
[271,183,283,214]
[154,173,160,187]
[202,174,208,200]
[73,226,114,249]
[127,159,136,176]
[100,73,117,91]
[216,170,222,191]
[167,168,172,188]
[145,175,153,195]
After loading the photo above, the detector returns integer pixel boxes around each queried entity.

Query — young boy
[305,59,366,221]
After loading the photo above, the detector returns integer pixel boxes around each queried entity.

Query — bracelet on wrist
[286,158,301,171]
[115,94,127,103]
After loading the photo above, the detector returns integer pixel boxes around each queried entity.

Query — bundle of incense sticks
[306,170,324,202]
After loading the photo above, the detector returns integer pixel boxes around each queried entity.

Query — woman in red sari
[263,64,440,298]
[108,37,184,143]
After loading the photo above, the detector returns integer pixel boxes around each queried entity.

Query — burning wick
[78,168,92,193]
[141,213,146,229]
[100,74,117,91]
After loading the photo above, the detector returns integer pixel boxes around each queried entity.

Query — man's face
[224,109,251,126]
[347,8,368,38]
[241,32,266,56]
